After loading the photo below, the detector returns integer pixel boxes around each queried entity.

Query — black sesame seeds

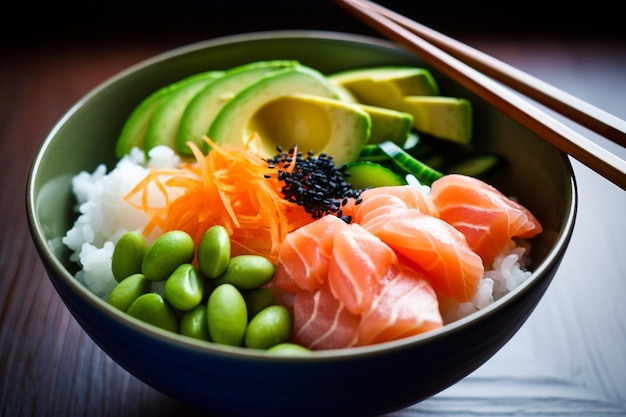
[265,146,363,223]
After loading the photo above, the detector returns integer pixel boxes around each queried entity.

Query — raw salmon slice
[328,222,398,315]
[292,283,360,350]
[362,185,439,217]
[362,207,484,302]
[341,185,439,224]
[358,264,443,346]
[273,214,346,293]
[349,194,410,226]
[430,174,543,266]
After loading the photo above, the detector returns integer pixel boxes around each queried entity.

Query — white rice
[62,146,181,299]
[446,241,533,322]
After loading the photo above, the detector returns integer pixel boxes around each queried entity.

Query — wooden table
[2,9,625,416]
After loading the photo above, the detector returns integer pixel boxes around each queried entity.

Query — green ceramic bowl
[26,31,577,417]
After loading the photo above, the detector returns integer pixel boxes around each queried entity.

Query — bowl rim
[26,29,578,361]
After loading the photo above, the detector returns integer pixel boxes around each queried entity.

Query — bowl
[26,30,577,417]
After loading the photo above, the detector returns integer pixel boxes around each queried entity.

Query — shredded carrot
[124,134,313,264]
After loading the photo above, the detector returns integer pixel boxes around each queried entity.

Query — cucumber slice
[447,154,501,177]
[357,144,389,162]
[345,161,407,190]
[377,141,443,185]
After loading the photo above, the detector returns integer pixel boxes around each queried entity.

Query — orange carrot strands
[124,134,314,264]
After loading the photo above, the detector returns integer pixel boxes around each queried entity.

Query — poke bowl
[26,30,577,417]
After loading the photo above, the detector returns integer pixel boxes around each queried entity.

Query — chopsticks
[334,0,626,191]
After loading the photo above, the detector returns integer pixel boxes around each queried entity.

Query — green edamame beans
[108,273,151,312]
[164,263,204,311]
[206,283,248,346]
[244,305,292,349]
[198,225,231,279]
[267,343,311,355]
[180,304,210,341]
[242,287,274,320]
[111,231,146,282]
[108,226,302,352]
[142,230,195,282]
[127,293,178,333]
[212,255,275,290]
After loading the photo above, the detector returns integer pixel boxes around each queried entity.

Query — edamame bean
[244,305,292,350]
[212,255,275,290]
[197,225,231,279]
[242,287,274,320]
[266,343,311,355]
[111,231,147,282]
[126,293,178,333]
[206,283,247,346]
[180,304,210,341]
[108,273,151,312]
[142,230,195,282]
[164,263,204,311]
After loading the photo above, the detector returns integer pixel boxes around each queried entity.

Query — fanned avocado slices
[115,70,224,159]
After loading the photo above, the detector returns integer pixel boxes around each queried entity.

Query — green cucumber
[345,161,406,190]
[357,144,389,162]
[447,154,501,177]
[377,141,443,185]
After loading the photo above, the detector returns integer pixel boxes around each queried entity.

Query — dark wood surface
[2,4,626,416]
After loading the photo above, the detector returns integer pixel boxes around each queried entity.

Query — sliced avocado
[356,104,413,146]
[144,72,225,155]
[329,66,472,144]
[115,70,224,158]
[177,60,300,155]
[332,83,358,103]
[247,93,371,166]
[394,96,473,144]
[208,66,371,166]
[328,66,440,104]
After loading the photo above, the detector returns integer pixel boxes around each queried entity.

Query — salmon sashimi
[348,193,410,226]
[361,185,439,217]
[328,222,398,315]
[292,283,360,350]
[358,264,443,346]
[273,214,346,293]
[429,174,543,266]
[362,207,484,302]
[341,185,439,224]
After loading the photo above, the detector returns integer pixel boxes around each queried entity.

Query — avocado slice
[329,66,472,144]
[177,60,300,155]
[144,72,226,155]
[394,96,473,144]
[247,93,371,166]
[327,66,440,104]
[115,70,224,158]
[208,66,371,165]
[356,104,413,146]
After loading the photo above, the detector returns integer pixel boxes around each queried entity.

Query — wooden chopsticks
[335,0,626,191]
